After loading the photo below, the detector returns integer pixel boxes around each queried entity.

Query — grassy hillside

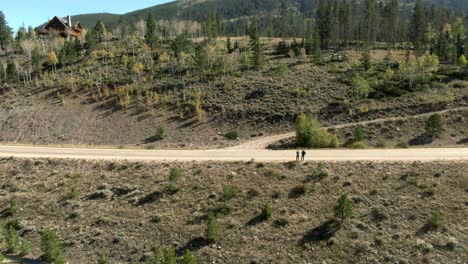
[1,37,467,148]
[68,0,468,30]
[0,158,466,263]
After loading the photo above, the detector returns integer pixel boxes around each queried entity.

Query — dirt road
[0,145,466,162]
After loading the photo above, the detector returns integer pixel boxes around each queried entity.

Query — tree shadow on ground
[136,191,163,206]
[246,215,264,227]
[299,219,341,246]
[178,237,211,255]
[409,133,434,146]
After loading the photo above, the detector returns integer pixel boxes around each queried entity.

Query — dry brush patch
[0,158,466,263]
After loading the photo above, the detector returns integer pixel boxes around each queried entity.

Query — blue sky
[1,0,171,31]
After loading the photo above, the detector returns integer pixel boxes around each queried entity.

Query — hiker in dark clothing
[301,150,306,161]
[296,151,300,161]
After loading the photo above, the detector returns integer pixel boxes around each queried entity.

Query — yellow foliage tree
[47,51,59,72]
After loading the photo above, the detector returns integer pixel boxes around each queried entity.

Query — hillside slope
[1,159,466,263]
[70,0,468,30]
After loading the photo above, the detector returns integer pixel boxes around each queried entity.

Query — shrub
[146,247,177,264]
[0,253,4,262]
[169,167,181,182]
[155,126,166,140]
[428,209,445,229]
[334,194,353,222]
[205,214,218,243]
[260,203,273,220]
[295,113,334,148]
[98,253,110,264]
[312,162,329,180]
[349,141,368,149]
[275,63,289,76]
[19,240,31,257]
[181,250,197,264]
[2,198,18,217]
[5,224,19,253]
[167,182,179,195]
[289,185,308,198]
[396,138,409,148]
[350,74,370,99]
[221,186,238,201]
[352,127,365,143]
[215,202,232,216]
[374,138,387,148]
[329,134,340,148]
[41,229,65,264]
[425,114,444,138]
[224,130,239,140]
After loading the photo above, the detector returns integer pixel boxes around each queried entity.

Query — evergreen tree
[312,28,322,61]
[436,30,449,61]
[364,0,378,44]
[410,0,427,50]
[280,3,290,38]
[6,60,18,83]
[305,20,314,55]
[118,16,129,40]
[31,47,42,75]
[360,49,371,71]
[145,14,158,49]
[93,20,107,43]
[0,11,13,50]
[15,26,27,42]
[317,0,332,48]
[226,36,232,53]
[85,29,97,53]
[425,113,444,138]
[338,0,351,45]
[248,23,264,69]
[383,0,399,46]
[0,63,6,84]
[334,194,353,222]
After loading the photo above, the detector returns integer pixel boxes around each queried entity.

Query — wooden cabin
[38,16,83,38]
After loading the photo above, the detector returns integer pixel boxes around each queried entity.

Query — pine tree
[384,0,399,46]
[226,36,232,53]
[0,11,13,50]
[93,20,107,43]
[410,0,427,50]
[312,28,322,61]
[334,194,353,222]
[360,49,371,71]
[317,0,332,48]
[280,3,290,38]
[248,23,264,69]
[118,16,129,40]
[364,0,378,44]
[305,20,314,55]
[85,29,97,53]
[6,60,18,83]
[31,47,42,75]
[425,113,444,138]
[15,26,27,42]
[145,14,158,49]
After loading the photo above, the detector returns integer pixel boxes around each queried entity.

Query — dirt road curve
[0,145,467,162]
[228,106,468,150]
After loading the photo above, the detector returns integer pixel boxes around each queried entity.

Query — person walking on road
[301,150,307,161]
[296,151,300,161]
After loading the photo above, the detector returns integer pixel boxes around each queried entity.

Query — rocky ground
[0,158,466,263]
